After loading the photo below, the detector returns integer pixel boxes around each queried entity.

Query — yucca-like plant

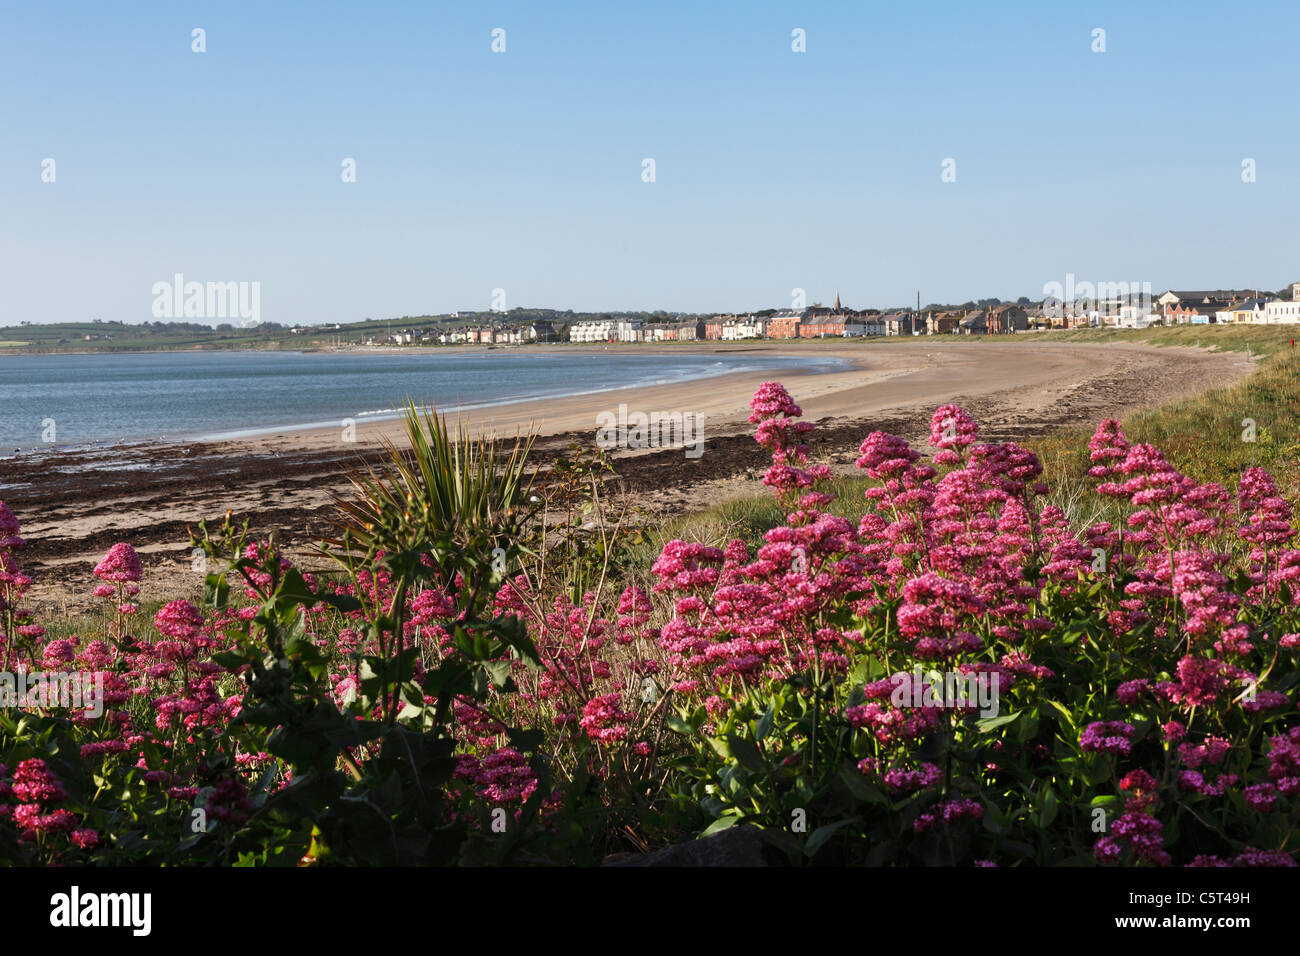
[329,399,538,564]
[323,401,542,727]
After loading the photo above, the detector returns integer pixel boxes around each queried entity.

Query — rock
[602,825,770,867]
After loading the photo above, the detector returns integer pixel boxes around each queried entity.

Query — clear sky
[3,1,1298,325]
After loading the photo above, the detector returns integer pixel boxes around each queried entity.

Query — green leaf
[666,713,694,736]
[482,659,513,687]
[755,703,775,742]
[1038,786,1058,828]
[1043,699,1076,729]
[1085,754,1113,785]
[726,734,766,773]
[701,815,739,836]
[805,818,859,858]
[839,769,888,805]
[976,711,1020,733]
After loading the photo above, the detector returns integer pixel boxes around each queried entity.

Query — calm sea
[0,349,843,453]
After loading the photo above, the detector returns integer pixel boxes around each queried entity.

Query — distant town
[5,282,1299,352]
[379,283,1300,346]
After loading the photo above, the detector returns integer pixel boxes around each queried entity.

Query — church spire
[834,289,841,311]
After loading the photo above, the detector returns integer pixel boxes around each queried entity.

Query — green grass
[1046,322,1297,356]
[1034,341,1300,514]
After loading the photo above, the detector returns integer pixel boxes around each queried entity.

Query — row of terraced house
[565,306,1032,343]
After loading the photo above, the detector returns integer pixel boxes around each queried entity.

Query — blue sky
[2,1,1298,325]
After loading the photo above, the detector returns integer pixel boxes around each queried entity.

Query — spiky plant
[328,400,538,565]
[323,400,541,724]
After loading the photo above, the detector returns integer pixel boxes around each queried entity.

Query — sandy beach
[8,339,1250,607]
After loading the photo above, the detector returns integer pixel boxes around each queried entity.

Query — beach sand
[8,339,1251,608]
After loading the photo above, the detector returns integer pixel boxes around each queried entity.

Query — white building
[1264,299,1300,324]
[1217,298,1269,324]
[569,321,614,342]
[721,317,765,340]
[570,319,642,342]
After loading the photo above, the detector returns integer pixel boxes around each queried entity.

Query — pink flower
[748,382,802,423]
[1080,721,1135,756]
[928,405,978,465]
[579,693,633,745]
[154,600,204,640]
[41,638,77,667]
[0,500,25,551]
[94,543,142,583]
[11,759,67,804]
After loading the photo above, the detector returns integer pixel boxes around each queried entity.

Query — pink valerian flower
[880,762,943,793]
[154,600,204,641]
[77,640,115,667]
[579,693,633,744]
[1264,728,1300,792]
[455,749,539,805]
[1243,783,1278,811]
[11,758,68,804]
[70,828,100,850]
[928,405,978,466]
[1238,467,1294,547]
[1080,721,1136,756]
[1177,736,1231,770]
[895,573,986,659]
[1087,419,1130,480]
[1171,655,1226,707]
[856,431,921,479]
[1148,551,1240,637]
[1232,847,1297,867]
[748,383,830,505]
[651,540,724,592]
[614,585,656,644]
[1095,810,1171,866]
[1116,679,1150,705]
[205,777,253,826]
[912,798,983,832]
[93,543,143,583]
[845,699,943,747]
[41,638,77,667]
[0,500,25,551]
[13,805,77,833]
[753,416,813,457]
[748,382,802,423]
[410,586,456,625]
[967,442,1047,499]
[1161,721,1187,743]
[1118,769,1159,810]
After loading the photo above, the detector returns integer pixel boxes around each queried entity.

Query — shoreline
[0,343,847,456]
[6,340,1252,608]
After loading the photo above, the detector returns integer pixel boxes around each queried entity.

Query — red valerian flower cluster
[0,380,1296,866]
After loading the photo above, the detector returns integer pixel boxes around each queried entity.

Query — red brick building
[766,315,801,338]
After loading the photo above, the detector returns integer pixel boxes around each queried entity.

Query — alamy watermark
[1,670,104,718]
[1040,273,1152,321]
[50,886,151,936]
[890,667,1000,718]
[595,404,705,459]
[151,273,260,325]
